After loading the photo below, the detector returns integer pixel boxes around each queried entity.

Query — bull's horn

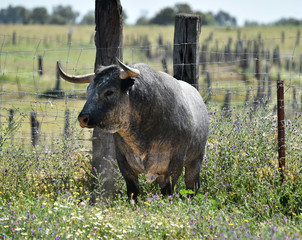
[115,58,140,79]
[57,61,95,84]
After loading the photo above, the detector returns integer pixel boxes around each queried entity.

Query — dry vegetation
[0,24,301,239]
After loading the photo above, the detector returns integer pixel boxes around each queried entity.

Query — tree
[144,3,221,26]
[195,11,215,26]
[175,3,193,14]
[80,11,94,25]
[149,7,175,25]
[274,18,302,26]
[49,5,79,25]
[93,0,123,199]
[244,20,259,27]
[214,10,237,26]
[0,5,29,24]
[123,10,128,25]
[135,16,149,25]
[30,7,48,24]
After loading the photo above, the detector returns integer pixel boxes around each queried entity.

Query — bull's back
[133,67,209,160]
[157,71,209,148]
[178,81,209,160]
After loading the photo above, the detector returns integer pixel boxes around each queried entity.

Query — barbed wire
[1,32,301,149]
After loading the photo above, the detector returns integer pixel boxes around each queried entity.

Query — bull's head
[57,58,140,133]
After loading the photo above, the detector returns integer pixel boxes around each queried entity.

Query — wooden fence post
[296,30,300,46]
[92,0,123,198]
[240,48,249,70]
[200,44,207,74]
[281,31,285,44]
[8,109,15,128]
[267,74,272,101]
[205,72,212,103]
[30,112,40,147]
[68,29,73,44]
[222,90,231,117]
[255,53,263,103]
[55,64,61,91]
[64,109,70,140]
[292,87,298,112]
[277,74,286,182]
[161,58,169,74]
[9,109,15,144]
[12,31,16,45]
[173,14,201,90]
[273,45,281,67]
[38,56,43,76]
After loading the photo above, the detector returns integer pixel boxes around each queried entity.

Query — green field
[0,24,301,148]
[0,24,302,239]
[0,104,301,239]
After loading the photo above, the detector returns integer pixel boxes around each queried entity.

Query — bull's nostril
[83,117,89,123]
[78,114,90,127]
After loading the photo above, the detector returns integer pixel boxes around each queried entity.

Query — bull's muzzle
[78,114,91,128]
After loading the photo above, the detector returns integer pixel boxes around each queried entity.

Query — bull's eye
[104,90,114,97]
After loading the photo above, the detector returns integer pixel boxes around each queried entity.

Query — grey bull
[57,58,209,200]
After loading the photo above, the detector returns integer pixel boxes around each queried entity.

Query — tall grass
[0,24,301,238]
[0,104,301,239]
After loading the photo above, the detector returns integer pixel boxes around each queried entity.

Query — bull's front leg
[115,148,139,201]
[157,152,186,196]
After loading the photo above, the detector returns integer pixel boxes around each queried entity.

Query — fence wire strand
[0,31,301,149]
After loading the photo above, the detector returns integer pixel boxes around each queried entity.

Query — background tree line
[0,4,301,26]
[0,5,79,25]
[0,4,237,26]
[135,3,236,26]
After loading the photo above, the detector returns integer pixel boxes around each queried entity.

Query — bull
[57,58,209,200]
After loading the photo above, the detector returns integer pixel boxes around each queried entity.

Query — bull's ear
[121,78,135,91]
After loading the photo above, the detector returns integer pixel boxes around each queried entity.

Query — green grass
[0,24,301,238]
[0,104,301,239]
[1,24,301,149]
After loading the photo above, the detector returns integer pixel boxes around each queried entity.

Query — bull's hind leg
[185,153,204,192]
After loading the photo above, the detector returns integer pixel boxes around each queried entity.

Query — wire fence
[0,30,301,150]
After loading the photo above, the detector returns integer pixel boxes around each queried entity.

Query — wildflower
[244,219,249,223]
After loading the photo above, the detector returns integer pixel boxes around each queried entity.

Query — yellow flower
[144,202,151,207]
[292,212,296,216]
[229,223,234,226]
[244,219,249,223]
